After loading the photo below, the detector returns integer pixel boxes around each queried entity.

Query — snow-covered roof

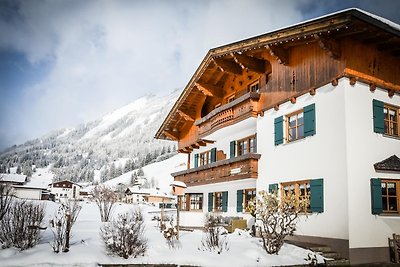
[170,180,187,188]
[0,174,27,184]
[13,185,47,190]
[49,180,82,187]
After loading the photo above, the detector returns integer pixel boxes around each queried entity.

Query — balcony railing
[172,153,261,187]
[195,92,260,138]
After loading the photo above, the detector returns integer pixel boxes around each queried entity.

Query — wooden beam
[197,140,207,147]
[344,68,400,92]
[212,58,242,75]
[181,147,193,153]
[163,130,179,140]
[266,44,289,65]
[314,35,341,59]
[231,53,267,74]
[309,88,316,96]
[190,144,200,149]
[195,82,223,98]
[178,149,191,154]
[177,109,195,122]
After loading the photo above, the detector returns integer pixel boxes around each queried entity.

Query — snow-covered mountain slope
[0,89,181,183]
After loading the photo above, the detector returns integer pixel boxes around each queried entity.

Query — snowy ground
[0,201,324,267]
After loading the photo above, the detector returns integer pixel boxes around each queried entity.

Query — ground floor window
[281,180,310,211]
[244,188,256,212]
[179,193,203,211]
[214,192,223,212]
[381,179,399,214]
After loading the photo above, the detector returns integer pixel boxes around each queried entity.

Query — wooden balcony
[172,153,261,187]
[195,92,260,138]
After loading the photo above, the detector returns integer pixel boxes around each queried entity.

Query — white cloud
[0,0,305,147]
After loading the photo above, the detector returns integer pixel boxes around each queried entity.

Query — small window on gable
[286,109,304,142]
[227,94,235,103]
[249,80,260,92]
[215,103,221,109]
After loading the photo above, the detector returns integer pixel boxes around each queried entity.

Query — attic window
[227,94,235,103]
[249,80,260,92]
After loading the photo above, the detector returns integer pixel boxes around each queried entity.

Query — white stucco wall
[343,80,400,248]
[257,80,349,240]
[190,118,257,168]
[181,178,256,227]
[51,184,81,200]
[14,187,42,200]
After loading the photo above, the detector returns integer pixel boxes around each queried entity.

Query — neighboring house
[13,185,49,200]
[125,187,149,204]
[49,180,82,201]
[156,9,400,264]
[0,174,28,185]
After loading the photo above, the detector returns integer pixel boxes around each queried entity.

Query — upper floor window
[227,94,235,103]
[286,110,304,142]
[249,81,260,92]
[384,104,399,137]
[237,135,257,156]
[194,148,217,168]
[200,150,212,166]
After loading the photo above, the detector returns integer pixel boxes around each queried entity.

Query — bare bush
[92,185,117,222]
[199,213,229,254]
[0,178,14,221]
[252,190,309,254]
[162,216,178,248]
[49,200,82,253]
[101,208,147,259]
[0,199,46,250]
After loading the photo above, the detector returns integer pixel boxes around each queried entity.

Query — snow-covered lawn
[0,201,323,267]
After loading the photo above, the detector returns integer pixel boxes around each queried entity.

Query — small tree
[49,200,82,253]
[0,199,46,250]
[92,185,117,222]
[199,213,229,254]
[101,209,147,259]
[251,190,309,254]
[0,176,14,221]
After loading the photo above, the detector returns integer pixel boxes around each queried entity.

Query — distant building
[49,180,82,201]
[13,185,49,200]
[0,174,28,185]
[124,187,149,203]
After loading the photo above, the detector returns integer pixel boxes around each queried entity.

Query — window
[190,193,203,211]
[199,150,211,166]
[214,192,223,212]
[381,180,399,214]
[281,180,310,211]
[384,104,399,137]
[249,81,260,92]
[244,188,256,212]
[236,135,257,156]
[286,110,304,142]
[227,94,235,103]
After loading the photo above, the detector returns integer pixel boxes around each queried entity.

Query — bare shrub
[162,216,178,248]
[0,178,14,221]
[199,213,229,254]
[92,185,117,222]
[0,199,46,250]
[49,200,82,253]
[251,190,309,254]
[101,208,147,259]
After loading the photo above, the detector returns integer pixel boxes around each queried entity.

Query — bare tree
[0,199,46,250]
[0,175,14,221]
[92,185,117,222]
[199,213,229,253]
[250,190,309,254]
[49,200,82,253]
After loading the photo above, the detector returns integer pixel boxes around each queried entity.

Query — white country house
[49,180,81,201]
[156,9,400,264]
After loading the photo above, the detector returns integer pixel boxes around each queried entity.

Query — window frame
[189,193,203,211]
[280,180,311,212]
[227,94,235,103]
[243,188,256,212]
[214,192,223,212]
[381,179,400,214]
[236,135,257,156]
[199,150,212,166]
[384,103,399,138]
[286,109,305,142]
[248,80,260,93]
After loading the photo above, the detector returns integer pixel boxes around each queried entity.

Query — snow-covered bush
[92,185,117,222]
[0,177,13,221]
[0,199,45,250]
[199,213,229,254]
[252,190,309,254]
[101,208,147,259]
[49,200,82,253]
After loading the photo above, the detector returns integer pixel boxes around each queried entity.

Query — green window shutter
[222,191,228,212]
[304,103,316,137]
[236,190,243,212]
[208,192,213,212]
[371,178,382,215]
[194,154,199,168]
[268,183,278,193]
[211,148,217,163]
[372,99,384,134]
[274,116,284,145]
[230,141,236,158]
[310,179,324,213]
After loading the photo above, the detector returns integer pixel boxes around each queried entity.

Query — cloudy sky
[0,0,399,151]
